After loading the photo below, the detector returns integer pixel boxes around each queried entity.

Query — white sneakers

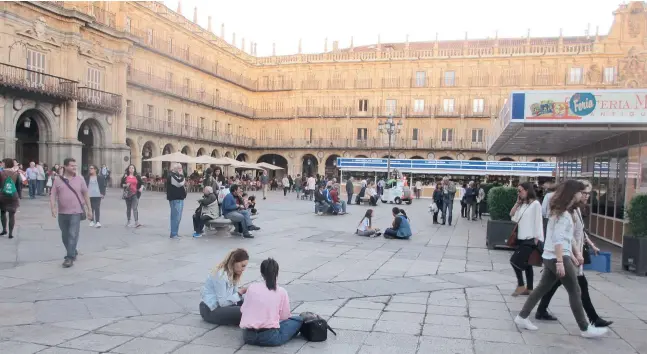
[89,222,101,228]
[89,221,95,227]
[581,325,608,338]
[515,315,608,339]
[514,315,538,331]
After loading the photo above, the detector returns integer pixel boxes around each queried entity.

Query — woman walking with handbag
[121,165,144,228]
[509,182,544,296]
[533,180,612,327]
[513,180,608,338]
[84,165,106,228]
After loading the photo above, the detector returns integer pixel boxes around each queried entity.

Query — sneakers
[581,325,608,338]
[593,318,613,327]
[514,315,538,331]
[242,233,254,238]
[89,221,95,227]
[62,259,74,268]
[95,222,102,228]
[249,225,261,231]
[192,232,202,238]
[134,223,142,228]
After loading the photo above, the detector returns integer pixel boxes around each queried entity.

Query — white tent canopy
[144,151,194,163]
[256,162,284,170]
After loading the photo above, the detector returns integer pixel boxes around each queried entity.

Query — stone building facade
[1,1,646,179]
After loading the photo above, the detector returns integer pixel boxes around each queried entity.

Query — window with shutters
[166,109,173,127]
[226,123,232,134]
[358,99,368,112]
[126,100,133,120]
[184,113,191,128]
[87,67,101,89]
[260,128,268,141]
[604,67,616,84]
[26,49,46,85]
[443,98,455,113]
[147,105,154,118]
[183,78,191,95]
[471,128,484,143]
[472,98,484,113]
[274,129,283,141]
[443,71,456,86]
[332,97,341,111]
[441,128,454,142]
[385,99,397,115]
[166,72,173,89]
[415,71,426,87]
[147,29,153,44]
[414,99,425,113]
[412,128,419,141]
[200,117,206,130]
[330,128,341,140]
[213,120,219,133]
[357,128,368,141]
[124,17,131,33]
[276,101,284,112]
[569,67,583,84]
[168,38,174,54]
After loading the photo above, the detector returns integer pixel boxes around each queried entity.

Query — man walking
[36,162,46,196]
[346,176,354,204]
[166,163,187,239]
[441,177,456,226]
[261,170,269,200]
[26,162,38,199]
[50,158,92,268]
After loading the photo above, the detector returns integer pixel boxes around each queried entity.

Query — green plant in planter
[487,186,518,221]
[628,194,647,237]
[481,183,501,203]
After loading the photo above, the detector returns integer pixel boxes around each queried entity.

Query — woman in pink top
[240,258,303,347]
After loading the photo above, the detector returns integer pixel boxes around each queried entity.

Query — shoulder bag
[506,203,529,248]
[575,209,591,264]
[299,312,336,342]
[60,177,87,220]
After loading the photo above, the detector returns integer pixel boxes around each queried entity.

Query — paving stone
[468,300,509,311]
[422,324,472,339]
[82,297,140,318]
[469,318,518,331]
[171,344,237,354]
[0,324,87,346]
[343,299,386,310]
[97,319,161,336]
[59,333,133,352]
[418,337,474,354]
[238,338,306,353]
[0,340,46,354]
[373,320,422,335]
[425,314,471,326]
[379,311,425,323]
[327,317,375,331]
[35,299,93,323]
[469,308,514,320]
[37,348,100,354]
[0,302,36,325]
[471,328,523,344]
[111,337,183,353]
[144,323,209,342]
[130,313,186,323]
[357,344,417,354]
[385,302,427,313]
[52,318,119,331]
[390,295,429,304]
[363,332,419,350]
[297,342,361,354]
[319,329,369,344]
[191,326,245,348]
[128,294,184,315]
[170,314,218,330]
[426,304,468,316]
[334,307,382,320]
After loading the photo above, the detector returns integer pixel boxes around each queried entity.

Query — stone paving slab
[0,190,646,353]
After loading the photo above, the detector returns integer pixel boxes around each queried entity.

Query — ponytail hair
[392,207,408,219]
[399,209,408,219]
[260,258,279,291]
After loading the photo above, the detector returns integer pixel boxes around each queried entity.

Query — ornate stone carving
[342,151,350,157]
[52,105,61,116]
[79,39,111,63]
[13,99,23,111]
[457,153,465,160]
[16,17,61,47]
[370,152,377,158]
[398,152,405,159]
[427,152,435,160]
[619,47,646,87]
[587,64,601,83]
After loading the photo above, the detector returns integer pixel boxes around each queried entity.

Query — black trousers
[460,201,467,217]
[537,274,599,322]
[199,301,243,325]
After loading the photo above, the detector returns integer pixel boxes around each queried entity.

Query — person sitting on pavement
[384,207,412,239]
[247,195,257,215]
[356,209,381,237]
[199,248,249,325]
[240,258,303,347]
[330,184,347,215]
[192,186,219,238]
[314,184,331,215]
[365,182,378,206]
[222,184,259,238]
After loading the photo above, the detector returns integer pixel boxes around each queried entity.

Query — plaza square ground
[1,189,647,354]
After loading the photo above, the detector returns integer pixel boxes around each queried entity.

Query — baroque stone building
[1,1,646,179]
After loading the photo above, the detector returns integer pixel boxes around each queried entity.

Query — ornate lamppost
[378,115,402,179]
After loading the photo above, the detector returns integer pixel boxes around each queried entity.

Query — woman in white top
[356,209,381,237]
[200,248,249,325]
[534,180,612,327]
[509,182,544,296]
[514,180,608,339]
[281,176,289,197]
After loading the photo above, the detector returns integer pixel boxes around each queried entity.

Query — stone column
[0,96,12,159]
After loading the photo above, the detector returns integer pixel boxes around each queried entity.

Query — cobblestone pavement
[1,189,646,354]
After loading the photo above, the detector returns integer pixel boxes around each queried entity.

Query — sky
[163,0,624,57]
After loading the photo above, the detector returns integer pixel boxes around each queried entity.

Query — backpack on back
[299,312,336,342]
[2,176,16,197]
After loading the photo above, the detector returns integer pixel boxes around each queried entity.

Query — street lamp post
[378,115,403,180]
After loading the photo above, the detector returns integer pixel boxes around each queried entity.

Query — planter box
[622,236,647,276]
[486,220,516,250]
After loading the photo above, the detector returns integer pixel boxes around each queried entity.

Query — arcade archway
[499,157,515,161]
[162,143,175,174]
[439,156,454,160]
[469,157,484,161]
[302,154,318,177]
[531,158,546,162]
[325,154,340,179]
[15,109,54,166]
[78,118,105,176]
[236,153,249,162]
[355,155,368,158]
[257,154,288,178]
[141,141,156,175]
[411,156,424,159]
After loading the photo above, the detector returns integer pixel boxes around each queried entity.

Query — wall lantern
[24,117,31,129]
[83,126,90,135]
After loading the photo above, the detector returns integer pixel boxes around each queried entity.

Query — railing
[469,76,490,87]
[74,3,117,29]
[500,74,522,87]
[439,76,460,87]
[533,74,559,86]
[127,115,255,147]
[257,79,295,91]
[252,138,487,151]
[77,87,122,113]
[410,76,431,88]
[127,68,255,117]
[0,62,77,99]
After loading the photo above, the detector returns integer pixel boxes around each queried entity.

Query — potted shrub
[485,186,518,250]
[622,194,647,275]
[479,183,501,215]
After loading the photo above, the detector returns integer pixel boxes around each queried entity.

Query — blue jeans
[243,316,303,347]
[37,180,45,195]
[169,200,184,237]
[28,180,37,198]
[225,211,248,233]
[442,198,454,225]
[58,214,81,260]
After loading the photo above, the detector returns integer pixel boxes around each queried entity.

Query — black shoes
[535,311,558,321]
[249,225,261,231]
[242,233,254,238]
[593,318,613,327]
[62,259,74,268]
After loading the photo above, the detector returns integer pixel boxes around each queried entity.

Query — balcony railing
[127,115,254,147]
[78,87,122,113]
[469,76,490,87]
[252,138,487,151]
[0,62,77,99]
[127,68,255,117]
[75,3,117,29]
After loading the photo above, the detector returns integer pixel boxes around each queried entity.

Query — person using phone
[200,249,249,325]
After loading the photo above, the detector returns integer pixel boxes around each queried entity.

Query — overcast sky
[163,0,623,56]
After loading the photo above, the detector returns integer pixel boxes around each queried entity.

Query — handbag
[299,312,336,342]
[430,202,438,213]
[506,203,529,247]
[60,177,86,221]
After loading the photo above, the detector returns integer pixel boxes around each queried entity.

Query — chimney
[193,6,197,23]
[221,23,225,39]
[207,16,212,32]
[177,0,181,14]
[332,40,339,52]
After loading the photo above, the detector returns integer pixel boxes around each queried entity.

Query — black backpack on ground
[299,312,336,342]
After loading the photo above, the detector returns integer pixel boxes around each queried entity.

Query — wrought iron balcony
[78,87,122,113]
[0,62,77,100]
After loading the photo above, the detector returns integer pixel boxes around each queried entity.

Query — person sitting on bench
[192,186,219,238]
[384,207,412,239]
[314,184,330,215]
[200,248,249,325]
[330,184,347,215]
[222,184,260,238]
[355,185,367,204]
[365,182,378,206]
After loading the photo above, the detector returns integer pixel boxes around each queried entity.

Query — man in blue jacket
[222,184,259,238]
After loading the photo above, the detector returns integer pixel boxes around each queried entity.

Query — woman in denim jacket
[199,248,249,325]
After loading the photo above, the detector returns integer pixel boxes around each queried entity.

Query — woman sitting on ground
[199,248,249,325]
[384,207,412,239]
[240,258,303,347]
[356,209,381,237]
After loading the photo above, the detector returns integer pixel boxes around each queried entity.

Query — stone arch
[197,147,206,157]
[78,117,108,147]
[257,153,288,178]
[181,145,193,156]
[125,137,138,167]
[161,143,176,173]
[301,153,319,177]
[355,155,368,158]
[531,158,546,162]
[141,140,157,175]
[499,157,515,161]
[382,155,395,158]
[469,157,484,161]
[224,151,232,158]
[439,156,454,160]
[211,149,220,157]
[410,155,424,159]
[324,154,340,179]
[12,104,59,143]
[236,153,249,162]
[77,118,108,175]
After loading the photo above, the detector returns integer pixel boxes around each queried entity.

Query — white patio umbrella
[256,162,284,170]
[144,151,194,163]
[193,155,230,165]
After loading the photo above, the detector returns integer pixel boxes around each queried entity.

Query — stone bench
[358,196,371,205]
[205,215,258,236]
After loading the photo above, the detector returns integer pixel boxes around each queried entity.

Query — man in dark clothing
[346,177,354,204]
[166,163,187,239]
[314,185,330,215]
[464,181,478,221]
